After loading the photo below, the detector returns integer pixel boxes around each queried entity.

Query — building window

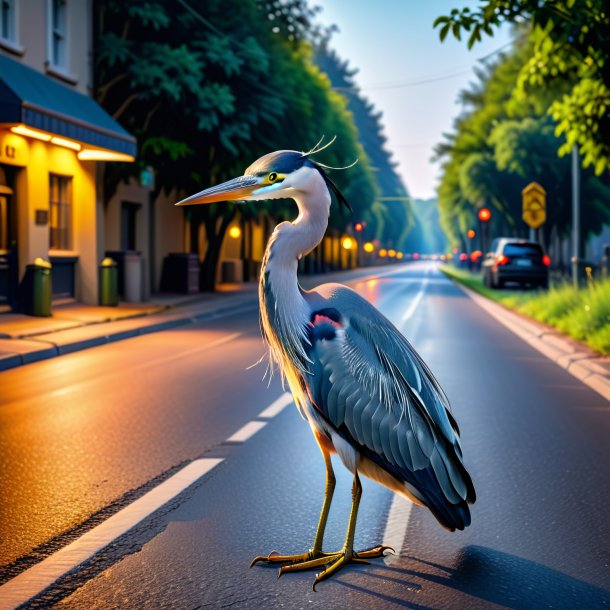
[0,0,15,43]
[49,174,72,250]
[48,0,67,70]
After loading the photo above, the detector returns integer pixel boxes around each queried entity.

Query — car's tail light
[542,254,551,267]
[496,255,510,266]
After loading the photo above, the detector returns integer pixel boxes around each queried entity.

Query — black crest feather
[310,161,353,213]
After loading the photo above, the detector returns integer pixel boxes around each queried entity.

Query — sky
[318,0,513,200]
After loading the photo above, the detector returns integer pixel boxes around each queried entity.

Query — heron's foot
[250,545,393,588]
[249,549,334,569]
[310,545,394,590]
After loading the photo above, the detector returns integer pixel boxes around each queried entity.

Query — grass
[441,265,610,356]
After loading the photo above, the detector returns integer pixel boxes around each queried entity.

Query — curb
[454,282,610,403]
[0,297,258,372]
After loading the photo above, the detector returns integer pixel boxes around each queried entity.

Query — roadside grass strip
[441,266,610,356]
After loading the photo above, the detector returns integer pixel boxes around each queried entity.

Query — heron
[176,143,476,589]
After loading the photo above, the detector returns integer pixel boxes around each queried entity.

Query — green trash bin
[21,257,52,317]
[99,257,118,306]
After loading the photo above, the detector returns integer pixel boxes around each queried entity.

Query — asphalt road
[1,262,609,609]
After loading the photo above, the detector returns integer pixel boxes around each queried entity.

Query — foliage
[433,38,610,255]
[404,198,448,254]
[95,0,380,289]
[434,0,610,174]
[441,265,610,355]
[314,46,413,250]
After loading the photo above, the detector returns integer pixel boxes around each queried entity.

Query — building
[0,0,136,310]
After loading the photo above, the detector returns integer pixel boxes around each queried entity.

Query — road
[1,262,609,609]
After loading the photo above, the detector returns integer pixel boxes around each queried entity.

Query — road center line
[0,458,223,610]
[257,392,293,418]
[384,271,428,558]
[400,277,428,328]
[225,420,267,443]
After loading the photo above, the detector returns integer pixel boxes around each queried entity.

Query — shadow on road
[336,545,610,609]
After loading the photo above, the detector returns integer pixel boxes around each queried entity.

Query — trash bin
[99,257,118,306]
[20,257,52,317]
[159,253,199,294]
[124,252,142,302]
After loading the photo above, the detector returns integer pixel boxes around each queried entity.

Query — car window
[503,243,543,257]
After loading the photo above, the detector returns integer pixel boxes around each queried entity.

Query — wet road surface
[1,262,609,609]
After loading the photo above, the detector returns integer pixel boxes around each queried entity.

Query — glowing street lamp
[342,236,354,250]
[228,226,241,239]
[363,242,375,253]
[467,229,476,239]
[478,207,491,222]
[379,249,387,258]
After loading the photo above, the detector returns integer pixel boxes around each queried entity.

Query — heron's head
[175,148,351,211]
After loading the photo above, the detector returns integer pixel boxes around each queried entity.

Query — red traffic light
[467,229,476,239]
[354,222,365,232]
[478,207,491,222]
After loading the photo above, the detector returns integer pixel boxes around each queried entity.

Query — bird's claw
[251,543,390,589]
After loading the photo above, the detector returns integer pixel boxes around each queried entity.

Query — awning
[0,55,136,157]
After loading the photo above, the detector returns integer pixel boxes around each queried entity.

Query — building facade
[0,0,135,310]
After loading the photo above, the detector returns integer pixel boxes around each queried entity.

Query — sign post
[522,182,546,242]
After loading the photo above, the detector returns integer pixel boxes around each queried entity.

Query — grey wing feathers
[304,286,475,531]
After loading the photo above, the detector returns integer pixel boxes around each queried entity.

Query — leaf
[439,22,451,42]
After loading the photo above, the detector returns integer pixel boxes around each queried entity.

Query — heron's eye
[268,172,278,183]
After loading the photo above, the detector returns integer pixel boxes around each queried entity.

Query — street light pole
[572,145,580,287]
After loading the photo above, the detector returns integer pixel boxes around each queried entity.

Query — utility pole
[572,145,580,287]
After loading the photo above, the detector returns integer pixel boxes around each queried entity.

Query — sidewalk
[0,282,259,371]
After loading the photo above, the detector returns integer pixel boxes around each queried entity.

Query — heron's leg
[250,449,337,568]
[310,470,392,590]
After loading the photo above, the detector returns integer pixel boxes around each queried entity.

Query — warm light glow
[228,226,241,239]
[413,252,420,260]
[78,149,135,162]
[453,247,458,254]
[11,125,51,141]
[342,237,354,250]
[543,254,551,267]
[467,229,476,239]
[379,249,387,258]
[459,252,468,261]
[388,249,396,258]
[440,254,447,261]
[396,252,403,259]
[363,242,375,253]
[354,222,364,232]
[478,207,491,222]
[51,136,81,151]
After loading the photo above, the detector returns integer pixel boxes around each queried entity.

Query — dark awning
[0,55,136,157]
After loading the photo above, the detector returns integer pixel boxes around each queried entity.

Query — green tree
[434,0,610,174]
[95,0,377,290]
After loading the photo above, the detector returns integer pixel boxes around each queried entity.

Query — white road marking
[400,277,428,328]
[383,495,413,564]
[0,458,222,610]
[225,420,267,443]
[257,392,293,418]
[384,270,428,559]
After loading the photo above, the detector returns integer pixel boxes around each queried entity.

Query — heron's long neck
[259,186,330,369]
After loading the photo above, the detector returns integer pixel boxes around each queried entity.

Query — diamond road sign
[522,182,546,229]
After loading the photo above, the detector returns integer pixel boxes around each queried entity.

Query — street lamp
[477,208,491,253]
[363,242,374,253]
[467,229,476,239]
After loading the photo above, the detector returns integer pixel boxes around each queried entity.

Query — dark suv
[482,238,550,289]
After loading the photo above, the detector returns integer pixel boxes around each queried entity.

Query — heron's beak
[175,175,260,206]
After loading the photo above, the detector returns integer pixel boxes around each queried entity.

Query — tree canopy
[94,0,385,288]
[434,0,610,175]
[433,35,610,256]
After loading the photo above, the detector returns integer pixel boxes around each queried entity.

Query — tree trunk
[199,209,235,292]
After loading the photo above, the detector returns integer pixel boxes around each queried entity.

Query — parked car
[482,238,550,289]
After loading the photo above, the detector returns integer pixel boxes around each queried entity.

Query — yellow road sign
[522,182,546,229]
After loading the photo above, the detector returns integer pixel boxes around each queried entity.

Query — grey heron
[176,145,476,589]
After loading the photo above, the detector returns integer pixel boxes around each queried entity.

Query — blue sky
[319,1,512,199]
